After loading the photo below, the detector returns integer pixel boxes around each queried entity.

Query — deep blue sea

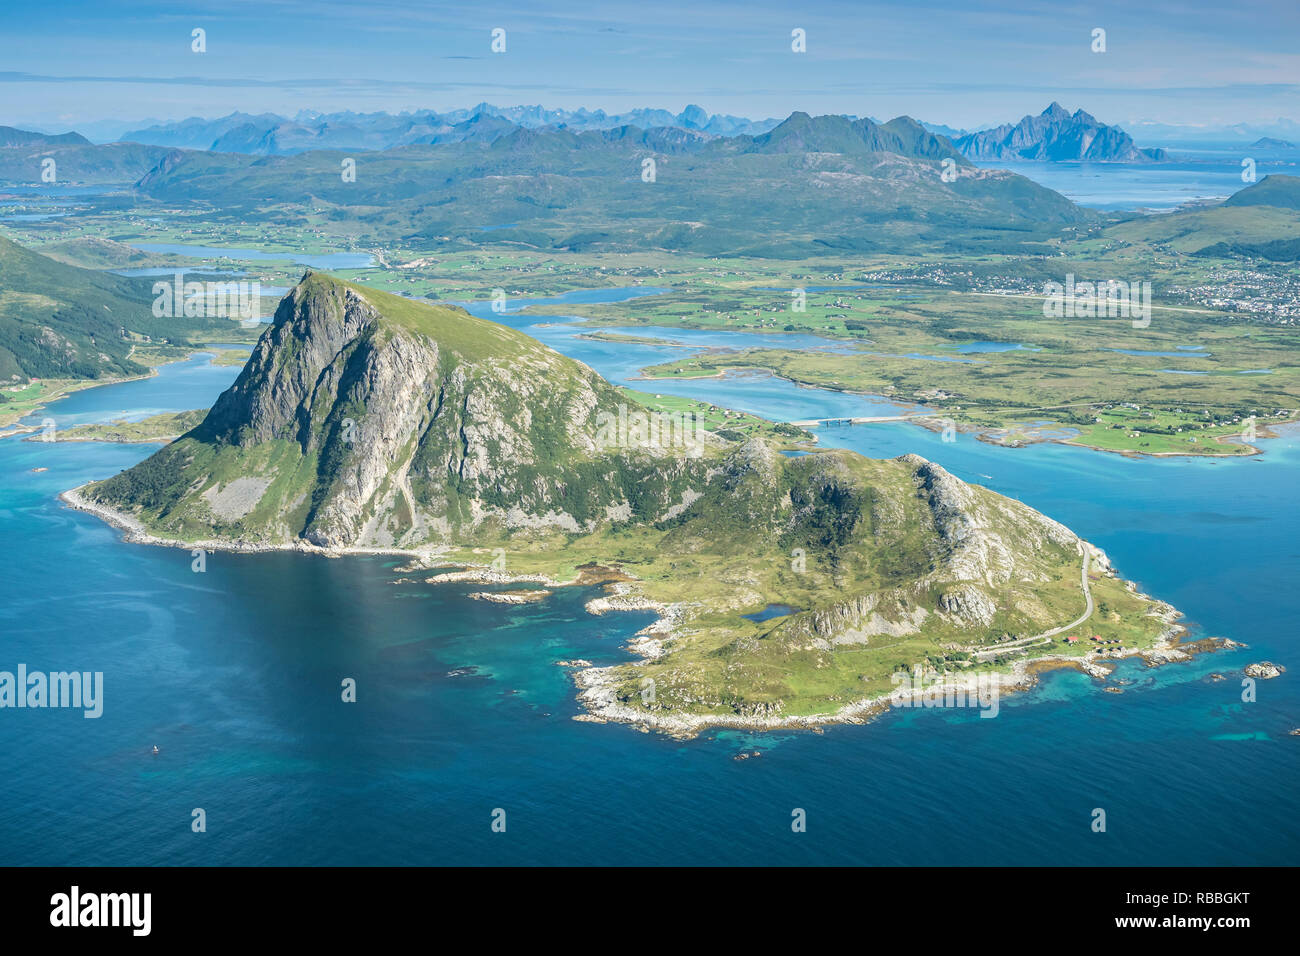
[0,290,1296,866]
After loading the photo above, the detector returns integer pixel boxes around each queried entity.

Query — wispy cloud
[0,0,1295,130]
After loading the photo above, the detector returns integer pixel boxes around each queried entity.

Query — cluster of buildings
[1165,269,1300,323]
[1063,634,1126,650]
[859,266,975,286]
[856,263,1300,323]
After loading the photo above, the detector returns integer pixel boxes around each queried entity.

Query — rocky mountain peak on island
[76,274,1178,732]
[105,273,713,548]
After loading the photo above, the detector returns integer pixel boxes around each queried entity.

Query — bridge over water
[786,413,931,428]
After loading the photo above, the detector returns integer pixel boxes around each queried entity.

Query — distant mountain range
[954,103,1168,163]
[0,109,984,193]
[0,126,172,183]
[118,103,784,155]
[114,102,1183,165]
[12,100,1300,163]
[0,107,1092,254]
[125,111,1083,257]
[0,126,91,148]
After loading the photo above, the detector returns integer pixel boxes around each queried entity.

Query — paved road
[1039,544,1094,639]
[970,544,1093,661]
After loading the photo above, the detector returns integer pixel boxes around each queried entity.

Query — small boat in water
[152,746,159,755]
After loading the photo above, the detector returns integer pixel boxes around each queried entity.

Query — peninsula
[67,274,1190,734]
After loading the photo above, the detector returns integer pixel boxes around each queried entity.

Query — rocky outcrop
[1244,661,1284,679]
[938,584,998,627]
[469,590,552,604]
[200,280,384,445]
[87,275,717,548]
[905,454,1076,588]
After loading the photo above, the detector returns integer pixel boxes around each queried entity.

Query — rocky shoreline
[61,485,438,560]
[468,589,553,604]
[569,601,1228,740]
[62,483,1233,742]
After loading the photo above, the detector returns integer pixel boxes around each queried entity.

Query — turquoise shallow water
[0,292,1296,866]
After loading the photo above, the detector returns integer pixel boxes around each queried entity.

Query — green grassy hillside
[1224,173,1300,211]
[0,232,243,384]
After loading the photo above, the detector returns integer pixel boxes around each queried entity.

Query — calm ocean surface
[0,289,1295,866]
[994,141,1300,210]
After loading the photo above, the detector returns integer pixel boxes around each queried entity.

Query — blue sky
[2,0,1297,135]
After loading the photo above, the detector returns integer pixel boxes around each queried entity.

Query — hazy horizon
[3,0,1297,137]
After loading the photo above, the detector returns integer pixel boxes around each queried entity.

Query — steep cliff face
[194,280,441,545]
[87,274,719,548]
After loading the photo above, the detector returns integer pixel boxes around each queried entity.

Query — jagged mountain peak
[957,104,1165,163]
